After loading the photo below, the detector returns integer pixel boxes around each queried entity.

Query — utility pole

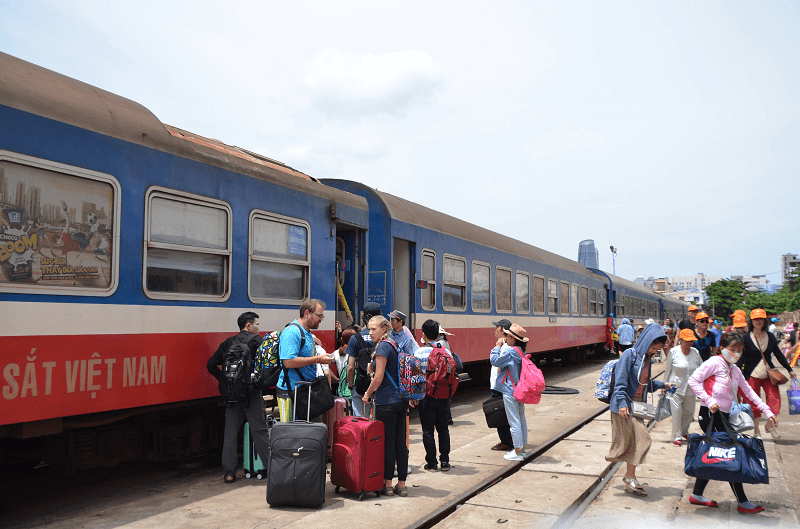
[610,246,617,276]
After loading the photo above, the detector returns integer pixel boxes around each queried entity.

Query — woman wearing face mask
[687,332,777,514]
[737,308,796,439]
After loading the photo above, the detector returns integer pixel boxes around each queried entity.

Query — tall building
[671,273,722,292]
[732,275,770,292]
[0,166,7,204]
[24,185,41,219]
[14,181,25,208]
[783,254,799,284]
[578,239,599,269]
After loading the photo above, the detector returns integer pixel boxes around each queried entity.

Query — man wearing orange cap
[726,309,747,333]
[678,305,700,333]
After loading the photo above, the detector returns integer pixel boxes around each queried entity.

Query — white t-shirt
[315,345,329,377]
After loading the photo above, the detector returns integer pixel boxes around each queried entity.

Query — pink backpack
[502,346,545,404]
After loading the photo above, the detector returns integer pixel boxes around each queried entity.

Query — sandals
[673,440,682,447]
[378,486,393,496]
[392,484,408,497]
[765,424,782,440]
[224,474,236,484]
[622,477,647,496]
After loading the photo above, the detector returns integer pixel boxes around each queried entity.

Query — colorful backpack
[384,338,426,401]
[501,346,545,404]
[252,323,304,391]
[594,359,619,403]
[426,344,459,399]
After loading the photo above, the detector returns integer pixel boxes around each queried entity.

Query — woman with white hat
[490,324,530,462]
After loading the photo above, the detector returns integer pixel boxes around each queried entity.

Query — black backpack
[219,335,254,403]
[354,332,375,395]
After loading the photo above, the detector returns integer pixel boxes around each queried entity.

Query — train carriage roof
[591,268,689,308]
[0,52,367,212]
[325,180,606,281]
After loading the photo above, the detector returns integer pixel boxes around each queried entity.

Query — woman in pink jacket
[687,332,777,515]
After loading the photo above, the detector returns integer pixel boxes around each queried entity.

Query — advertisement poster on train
[0,161,113,289]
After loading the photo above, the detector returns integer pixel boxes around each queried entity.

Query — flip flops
[622,477,647,496]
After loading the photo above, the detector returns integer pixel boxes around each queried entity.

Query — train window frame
[442,253,467,312]
[420,248,437,311]
[247,209,311,305]
[547,278,558,314]
[515,271,530,314]
[143,186,232,302]
[495,266,513,313]
[570,283,579,316]
[471,260,492,313]
[532,274,545,314]
[598,290,605,316]
[589,288,597,315]
[581,286,589,316]
[560,281,569,315]
[0,150,121,297]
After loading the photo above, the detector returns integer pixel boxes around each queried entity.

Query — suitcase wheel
[256,473,264,480]
[244,471,252,479]
[335,486,340,493]
[358,491,366,501]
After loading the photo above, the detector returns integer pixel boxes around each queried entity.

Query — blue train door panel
[335,226,364,327]
[392,238,415,332]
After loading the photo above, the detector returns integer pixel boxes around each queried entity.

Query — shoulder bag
[755,333,788,385]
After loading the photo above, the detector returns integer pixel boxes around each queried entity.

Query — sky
[2,1,799,285]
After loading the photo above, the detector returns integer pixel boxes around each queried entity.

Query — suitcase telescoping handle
[293,380,314,423]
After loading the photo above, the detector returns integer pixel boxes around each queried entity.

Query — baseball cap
[729,309,746,318]
[733,314,748,328]
[387,309,407,322]
[492,319,512,330]
[363,302,382,317]
[750,308,767,319]
[688,305,700,312]
[695,312,709,321]
[679,328,697,342]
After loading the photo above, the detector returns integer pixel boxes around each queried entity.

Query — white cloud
[305,48,441,118]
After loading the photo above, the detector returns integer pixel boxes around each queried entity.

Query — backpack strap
[379,338,401,389]
[500,346,523,386]
[281,322,308,392]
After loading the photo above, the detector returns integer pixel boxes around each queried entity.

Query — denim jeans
[351,388,372,418]
[419,395,451,466]
[375,400,408,481]
[502,393,528,449]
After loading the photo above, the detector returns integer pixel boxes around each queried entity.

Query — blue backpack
[595,349,637,404]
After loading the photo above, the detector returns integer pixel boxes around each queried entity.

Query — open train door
[392,238,416,334]
[335,226,366,330]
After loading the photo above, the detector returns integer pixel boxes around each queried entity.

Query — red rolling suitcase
[324,397,349,459]
[331,415,385,500]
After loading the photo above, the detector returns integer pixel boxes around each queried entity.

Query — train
[0,52,686,471]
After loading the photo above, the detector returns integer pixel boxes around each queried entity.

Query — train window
[598,291,605,316]
[590,288,597,315]
[249,211,310,304]
[570,283,579,316]
[496,266,512,312]
[421,249,436,311]
[0,152,120,296]
[442,254,466,311]
[547,279,558,314]
[581,286,589,315]
[515,271,530,314]
[471,260,491,312]
[144,188,231,301]
[560,281,569,315]
[532,275,545,314]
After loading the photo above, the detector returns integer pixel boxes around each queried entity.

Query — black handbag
[292,373,335,421]
[483,394,509,429]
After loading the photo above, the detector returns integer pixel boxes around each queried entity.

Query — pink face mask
[721,348,742,364]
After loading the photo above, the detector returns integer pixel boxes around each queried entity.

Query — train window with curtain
[472,260,491,312]
[532,275,545,314]
[144,187,231,301]
[581,286,589,315]
[570,283,579,315]
[547,279,558,314]
[560,281,569,315]
[589,288,597,315]
[442,254,466,311]
[249,210,310,304]
[515,271,530,314]
[0,151,120,296]
[496,266,512,312]
[421,249,436,311]
[598,290,605,316]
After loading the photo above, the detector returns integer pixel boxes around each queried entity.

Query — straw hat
[503,323,529,342]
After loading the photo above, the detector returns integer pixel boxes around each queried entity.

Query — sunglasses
[697,319,709,323]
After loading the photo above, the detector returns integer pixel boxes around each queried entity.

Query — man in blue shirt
[388,309,418,355]
[617,318,635,352]
[276,298,332,421]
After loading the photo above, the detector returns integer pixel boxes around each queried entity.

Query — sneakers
[503,449,525,461]
[440,462,451,472]
[424,463,438,472]
[673,439,682,447]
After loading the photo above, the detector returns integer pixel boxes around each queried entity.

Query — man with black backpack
[346,302,382,417]
[415,319,458,472]
[206,311,271,484]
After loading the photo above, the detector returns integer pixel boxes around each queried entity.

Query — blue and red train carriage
[0,52,686,469]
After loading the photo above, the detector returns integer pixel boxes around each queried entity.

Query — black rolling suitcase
[266,381,327,508]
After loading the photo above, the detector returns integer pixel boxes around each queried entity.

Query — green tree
[704,279,747,321]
